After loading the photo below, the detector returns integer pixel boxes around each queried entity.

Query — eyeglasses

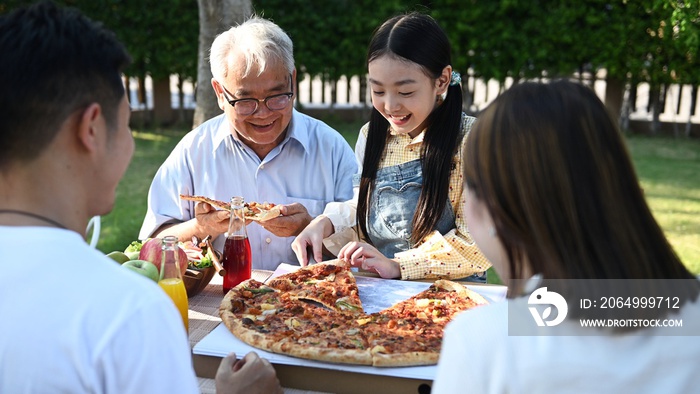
[219,75,294,116]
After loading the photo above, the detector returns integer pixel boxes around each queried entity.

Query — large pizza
[219,261,488,367]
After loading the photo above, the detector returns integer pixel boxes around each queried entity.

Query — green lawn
[625,135,700,274]
[96,120,700,276]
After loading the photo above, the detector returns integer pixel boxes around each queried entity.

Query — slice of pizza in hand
[179,194,282,221]
[180,194,231,211]
[243,201,282,222]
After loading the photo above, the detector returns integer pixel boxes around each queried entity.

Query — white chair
[86,216,101,248]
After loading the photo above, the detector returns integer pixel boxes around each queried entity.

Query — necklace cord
[0,209,68,230]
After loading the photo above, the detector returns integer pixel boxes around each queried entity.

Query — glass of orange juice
[158,236,189,331]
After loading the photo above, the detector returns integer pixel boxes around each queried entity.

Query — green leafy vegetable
[124,240,143,253]
[336,300,361,311]
[195,255,213,268]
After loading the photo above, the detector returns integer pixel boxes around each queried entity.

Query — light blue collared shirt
[139,110,357,270]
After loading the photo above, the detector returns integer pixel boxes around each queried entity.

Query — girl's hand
[292,215,333,266]
[338,242,400,279]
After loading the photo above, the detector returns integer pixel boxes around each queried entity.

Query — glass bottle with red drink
[221,196,252,294]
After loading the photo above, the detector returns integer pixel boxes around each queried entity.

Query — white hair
[210,16,294,80]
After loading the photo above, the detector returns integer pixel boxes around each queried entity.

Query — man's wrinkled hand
[258,203,311,237]
[194,202,230,237]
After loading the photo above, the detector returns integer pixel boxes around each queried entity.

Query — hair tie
[450,71,462,86]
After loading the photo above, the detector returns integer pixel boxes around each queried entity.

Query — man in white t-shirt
[0,2,280,393]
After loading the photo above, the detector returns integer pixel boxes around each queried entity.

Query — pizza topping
[345,328,360,335]
[244,287,275,294]
[336,299,362,311]
[284,317,301,329]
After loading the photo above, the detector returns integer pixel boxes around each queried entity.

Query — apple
[139,237,188,276]
[106,251,130,265]
[123,259,160,282]
[124,250,141,260]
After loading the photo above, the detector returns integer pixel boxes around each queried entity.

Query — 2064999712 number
[598,296,681,309]
[579,296,682,310]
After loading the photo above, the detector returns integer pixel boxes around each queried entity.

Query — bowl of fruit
[112,236,224,297]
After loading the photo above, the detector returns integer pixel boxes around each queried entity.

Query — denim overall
[354,158,487,283]
[362,158,454,256]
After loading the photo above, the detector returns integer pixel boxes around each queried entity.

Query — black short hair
[0,0,131,168]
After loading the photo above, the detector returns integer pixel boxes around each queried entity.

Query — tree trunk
[152,77,173,126]
[604,77,624,129]
[137,76,147,109]
[345,76,351,106]
[687,85,698,138]
[620,82,631,132]
[177,74,186,125]
[649,84,661,135]
[360,76,368,108]
[193,0,252,128]
[461,70,473,113]
[629,82,638,113]
[308,74,314,105]
[330,75,337,114]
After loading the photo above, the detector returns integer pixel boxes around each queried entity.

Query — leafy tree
[2,0,200,125]
[254,0,408,108]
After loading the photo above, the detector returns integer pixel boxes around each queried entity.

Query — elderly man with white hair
[140,16,357,271]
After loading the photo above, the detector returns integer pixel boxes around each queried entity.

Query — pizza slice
[379,279,488,326]
[275,308,372,365]
[219,279,295,350]
[180,194,231,211]
[360,280,488,367]
[243,201,282,222]
[266,261,363,313]
[179,194,282,221]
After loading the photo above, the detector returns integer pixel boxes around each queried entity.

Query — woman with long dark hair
[433,80,700,393]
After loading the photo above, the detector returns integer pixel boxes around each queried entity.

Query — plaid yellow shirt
[383,115,491,280]
[323,114,491,280]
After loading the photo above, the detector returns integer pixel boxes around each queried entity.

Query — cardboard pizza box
[193,353,433,394]
[190,267,506,393]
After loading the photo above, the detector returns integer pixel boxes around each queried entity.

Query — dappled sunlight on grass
[131,130,173,142]
[628,136,700,273]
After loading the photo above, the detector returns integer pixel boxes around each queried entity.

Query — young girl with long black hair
[292,12,490,281]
